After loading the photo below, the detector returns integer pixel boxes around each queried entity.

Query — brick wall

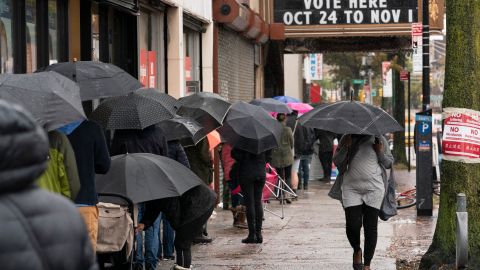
[218,27,255,102]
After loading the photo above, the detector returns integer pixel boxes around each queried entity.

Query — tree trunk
[420,0,480,268]
[392,53,407,166]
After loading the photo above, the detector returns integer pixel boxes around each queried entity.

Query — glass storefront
[0,0,12,73]
[138,8,165,91]
[183,27,201,95]
[48,0,58,64]
[25,0,36,73]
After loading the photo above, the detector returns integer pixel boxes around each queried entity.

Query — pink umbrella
[287,103,314,113]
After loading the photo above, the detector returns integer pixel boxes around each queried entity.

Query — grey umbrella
[135,88,178,114]
[96,153,203,204]
[218,101,283,154]
[298,100,404,135]
[176,92,231,135]
[157,116,205,146]
[39,61,141,101]
[90,93,175,130]
[0,72,86,131]
[250,98,292,114]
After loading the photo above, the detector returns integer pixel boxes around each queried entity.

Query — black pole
[408,72,411,172]
[422,0,430,111]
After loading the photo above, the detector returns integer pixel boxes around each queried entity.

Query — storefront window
[26,0,36,73]
[0,0,12,73]
[91,3,100,61]
[138,9,164,90]
[183,27,201,95]
[48,0,58,64]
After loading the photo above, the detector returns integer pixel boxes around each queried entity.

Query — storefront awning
[97,0,139,14]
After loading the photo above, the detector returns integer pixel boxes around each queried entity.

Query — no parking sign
[442,107,480,162]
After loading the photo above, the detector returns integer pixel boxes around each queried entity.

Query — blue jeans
[158,212,175,258]
[135,203,160,269]
[298,155,312,188]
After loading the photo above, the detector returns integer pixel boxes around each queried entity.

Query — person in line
[316,130,336,181]
[330,134,393,270]
[231,147,271,244]
[294,123,317,191]
[0,101,97,270]
[37,130,81,200]
[158,140,191,261]
[136,184,216,270]
[68,120,111,253]
[184,137,214,243]
[270,114,294,203]
[110,125,169,270]
[224,143,247,229]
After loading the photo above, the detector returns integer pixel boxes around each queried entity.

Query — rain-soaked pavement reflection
[156,170,437,270]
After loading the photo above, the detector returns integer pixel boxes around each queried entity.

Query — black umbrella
[135,88,178,114]
[0,72,86,131]
[250,98,292,114]
[157,116,205,146]
[39,61,141,101]
[299,101,404,135]
[96,153,203,204]
[219,101,283,154]
[90,93,175,130]
[176,92,231,134]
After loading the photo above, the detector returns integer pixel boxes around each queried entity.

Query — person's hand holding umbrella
[373,137,384,154]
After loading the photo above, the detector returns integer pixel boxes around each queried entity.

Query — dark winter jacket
[110,125,169,157]
[168,141,190,168]
[231,147,272,181]
[185,138,213,185]
[316,130,336,153]
[67,120,111,205]
[294,124,317,156]
[0,101,97,270]
[141,184,216,231]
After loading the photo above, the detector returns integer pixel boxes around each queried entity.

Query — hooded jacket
[0,101,97,270]
[37,131,81,199]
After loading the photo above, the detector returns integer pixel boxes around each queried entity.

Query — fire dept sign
[442,107,480,163]
[274,0,418,25]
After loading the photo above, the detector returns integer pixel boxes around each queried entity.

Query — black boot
[242,213,257,244]
[255,213,263,243]
[241,234,257,244]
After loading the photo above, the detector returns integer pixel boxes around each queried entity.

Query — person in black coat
[231,147,271,244]
[0,100,97,270]
[168,140,190,168]
[136,184,216,270]
[294,124,317,190]
[67,119,111,252]
[110,125,169,270]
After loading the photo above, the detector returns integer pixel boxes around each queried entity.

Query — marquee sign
[274,0,418,26]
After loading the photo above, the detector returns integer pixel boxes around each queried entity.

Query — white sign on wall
[382,61,393,97]
[412,23,423,74]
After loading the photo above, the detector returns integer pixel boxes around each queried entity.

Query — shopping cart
[262,164,297,219]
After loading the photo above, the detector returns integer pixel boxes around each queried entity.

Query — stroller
[262,164,297,219]
[97,193,136,270]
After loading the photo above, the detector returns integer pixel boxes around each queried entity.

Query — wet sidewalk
[158,170,437,270]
